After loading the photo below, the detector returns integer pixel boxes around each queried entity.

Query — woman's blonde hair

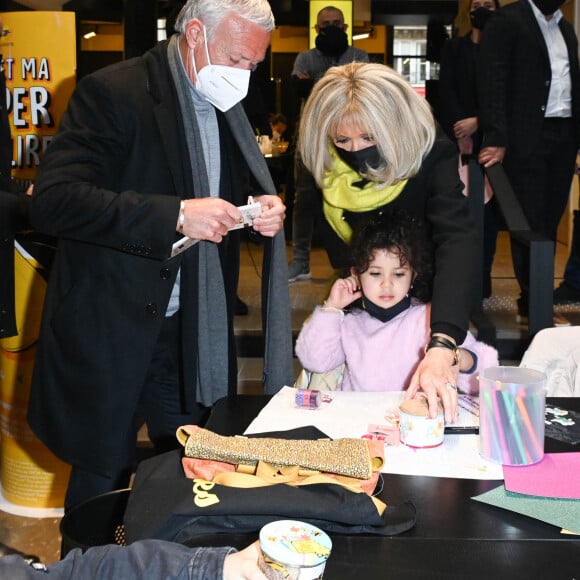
[298,62,436,188]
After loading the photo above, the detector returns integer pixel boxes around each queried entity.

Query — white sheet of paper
[244,387,503,480]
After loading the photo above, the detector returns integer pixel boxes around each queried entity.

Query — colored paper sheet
[503,453,580,499]
[472,485,580,535]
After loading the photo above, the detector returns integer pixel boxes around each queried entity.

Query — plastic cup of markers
[259,520,332,580]
[479,366,546,466]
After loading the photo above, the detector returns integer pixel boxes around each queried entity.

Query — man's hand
[179,198,242,243]
[223,541,268,580]
[250,195,286,237]
[478,146,505,168]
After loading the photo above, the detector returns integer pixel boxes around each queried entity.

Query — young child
[295,209,498,393]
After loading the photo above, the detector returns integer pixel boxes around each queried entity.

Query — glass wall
[392,25,450,97]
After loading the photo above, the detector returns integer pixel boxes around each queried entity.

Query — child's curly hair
[348,208,433,303]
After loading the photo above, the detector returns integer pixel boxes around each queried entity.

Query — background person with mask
[478,0,580,326]
[438,0,500,299]
[287,5,369,283]
[28,0,293,511]
[291,5,369,102]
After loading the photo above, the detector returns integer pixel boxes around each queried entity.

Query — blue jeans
[0,541,231,579]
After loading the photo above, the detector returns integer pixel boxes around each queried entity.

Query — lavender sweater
[295,300,499,394]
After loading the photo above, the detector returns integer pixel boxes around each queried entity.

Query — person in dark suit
[478,0,580,325]
[28,0,293,511]
[438,0,500,299]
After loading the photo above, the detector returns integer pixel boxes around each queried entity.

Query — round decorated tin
[259,520,332,580]
[399,398,445,448]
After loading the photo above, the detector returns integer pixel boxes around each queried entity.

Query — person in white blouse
[478,0,580,326]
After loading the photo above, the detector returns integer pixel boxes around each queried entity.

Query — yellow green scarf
[323,148,407,242]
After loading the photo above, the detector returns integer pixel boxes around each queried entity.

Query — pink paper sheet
[503,453,580,499]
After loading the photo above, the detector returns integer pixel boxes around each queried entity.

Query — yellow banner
[2,12,76,182]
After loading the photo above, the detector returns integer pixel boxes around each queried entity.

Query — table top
[203,395,580,579]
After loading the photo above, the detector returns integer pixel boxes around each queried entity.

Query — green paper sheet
[472,485,580,535]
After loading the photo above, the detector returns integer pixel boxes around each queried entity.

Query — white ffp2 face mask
[192,25,250,112]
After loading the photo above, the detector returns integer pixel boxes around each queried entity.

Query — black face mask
[335,145,382,175]
[470,7,494,30]
[532,0,564,15]
[359,294,411,323]
[315,25,348,57]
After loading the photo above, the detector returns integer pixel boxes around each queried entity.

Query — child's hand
[325,276,362,309]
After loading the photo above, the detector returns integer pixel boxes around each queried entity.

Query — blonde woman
[298,62,479,423]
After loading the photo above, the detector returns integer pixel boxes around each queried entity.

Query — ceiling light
[352,27,373,41]
[83,27,97,39]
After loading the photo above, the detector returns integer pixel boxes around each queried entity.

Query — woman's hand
[406,347,459,423]
[251,195,286,238]
[325,275,361,310]
[223,541,268,580]
[453,117,478,140]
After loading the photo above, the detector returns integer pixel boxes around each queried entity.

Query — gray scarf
[167,36,294,400]
[168,36,228,405]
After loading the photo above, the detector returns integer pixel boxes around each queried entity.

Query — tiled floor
[1,231,579,564]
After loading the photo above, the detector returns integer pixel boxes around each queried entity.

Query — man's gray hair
[175,0,275,38]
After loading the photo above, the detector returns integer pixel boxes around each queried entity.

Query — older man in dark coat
[28,0,293,510]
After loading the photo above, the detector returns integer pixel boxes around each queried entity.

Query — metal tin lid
[399,398,445,448]
[259,520,332,568]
